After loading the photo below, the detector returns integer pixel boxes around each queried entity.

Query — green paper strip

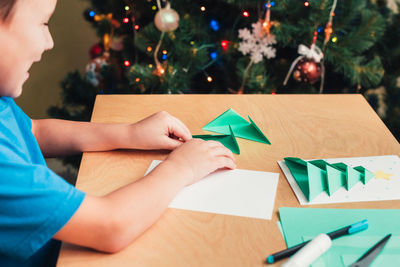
[193,125,240,155]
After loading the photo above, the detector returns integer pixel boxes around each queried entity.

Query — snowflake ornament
[238,21,276,63]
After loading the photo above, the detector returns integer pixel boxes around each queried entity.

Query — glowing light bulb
[207,76,213,82]
[243,11,249,17]
[200,6,206,12]
[221,40,229,50]
[147,46,153,52]
[123,17,129,23]
[124,60,131,67]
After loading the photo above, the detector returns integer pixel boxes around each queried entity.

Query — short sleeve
[0,155,86,261]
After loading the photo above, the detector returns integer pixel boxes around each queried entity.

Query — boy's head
[0,0,56,98]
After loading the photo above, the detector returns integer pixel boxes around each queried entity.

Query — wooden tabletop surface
[57,94,400,267]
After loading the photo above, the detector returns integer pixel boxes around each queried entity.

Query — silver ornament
[154,3,179,32]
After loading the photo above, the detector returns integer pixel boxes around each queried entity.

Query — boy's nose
[45,34,54,51]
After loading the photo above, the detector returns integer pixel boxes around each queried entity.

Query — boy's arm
[53,139,236,253]
[31,111,192,157]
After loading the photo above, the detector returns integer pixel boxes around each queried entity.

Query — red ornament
[292,58,322,84]
[89,43,103,59]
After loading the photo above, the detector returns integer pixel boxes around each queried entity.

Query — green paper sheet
[193,125,240,154]
[284,157,374,201]
[278,208,400,267]
[202,108,271,144]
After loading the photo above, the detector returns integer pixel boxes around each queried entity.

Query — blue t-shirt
[0,97,86,266]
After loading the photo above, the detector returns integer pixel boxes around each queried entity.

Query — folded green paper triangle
[193,125,240,154]
[284,157,375,201]
[202,108,271,145]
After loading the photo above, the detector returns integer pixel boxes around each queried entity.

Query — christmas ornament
[283,31,325,90]
[262,1,274,35]
[323,0,337,46]
[154,2,179,32]
[238,21,277,64]
[292,58,322,84]
[89,43,103,59]
[86,52,110,87]
[110,36,125,51]
[236,3,277,94]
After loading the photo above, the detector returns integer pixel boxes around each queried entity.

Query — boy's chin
[4,86,23,99]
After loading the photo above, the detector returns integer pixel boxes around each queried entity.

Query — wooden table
[57,94,400,267]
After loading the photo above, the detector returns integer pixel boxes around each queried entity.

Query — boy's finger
[215,156,236,170]
[210,146,235,162]
[163,137,184,150]
[169,118,192,141]
[171,117,192,141]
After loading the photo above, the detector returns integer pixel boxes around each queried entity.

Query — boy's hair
[0,0,17,22]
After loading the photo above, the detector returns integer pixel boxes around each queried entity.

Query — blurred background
[16,0,400,181]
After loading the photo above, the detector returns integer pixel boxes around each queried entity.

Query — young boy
[0,0,236,266]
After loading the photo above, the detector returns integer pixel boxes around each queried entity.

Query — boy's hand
[127,111,192,150]
[163,139,236,186]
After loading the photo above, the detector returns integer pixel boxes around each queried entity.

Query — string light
[210,52,218,59]
[134,24,140,30]
[221,40,229,50]
[200,6,206,12]
[123,17,129,23]
[147,46,153,52]
[89,11,95,17]
[161,54,167,60]
[124,60,131,67]
[304,1,310,7]
[125,6,130,11]
[190,41,195,45]
[162,50,167,54]
[148,64,153,68]
[331,36,338,42]
[135,78,140,82]
[243,11,249,17]
[210,20,220,31]
[207,76,213,82]
[152,5,157,10]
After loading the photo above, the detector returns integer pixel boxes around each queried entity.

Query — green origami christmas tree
[285,157,375,201]
[194,108,271,154]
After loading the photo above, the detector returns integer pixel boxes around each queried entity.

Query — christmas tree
[49,0,400,166]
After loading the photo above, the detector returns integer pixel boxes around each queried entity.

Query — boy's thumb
[164,138,184,150]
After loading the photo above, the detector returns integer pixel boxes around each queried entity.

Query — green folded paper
[284,157,375,201]
[279,208,400,267]
[202,108,271,145]
[193,125,240,154]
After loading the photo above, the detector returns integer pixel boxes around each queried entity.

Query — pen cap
[281,233,332,267]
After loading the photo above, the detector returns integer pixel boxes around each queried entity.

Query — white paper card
[145,160,279,220]
[278,155,400,205]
